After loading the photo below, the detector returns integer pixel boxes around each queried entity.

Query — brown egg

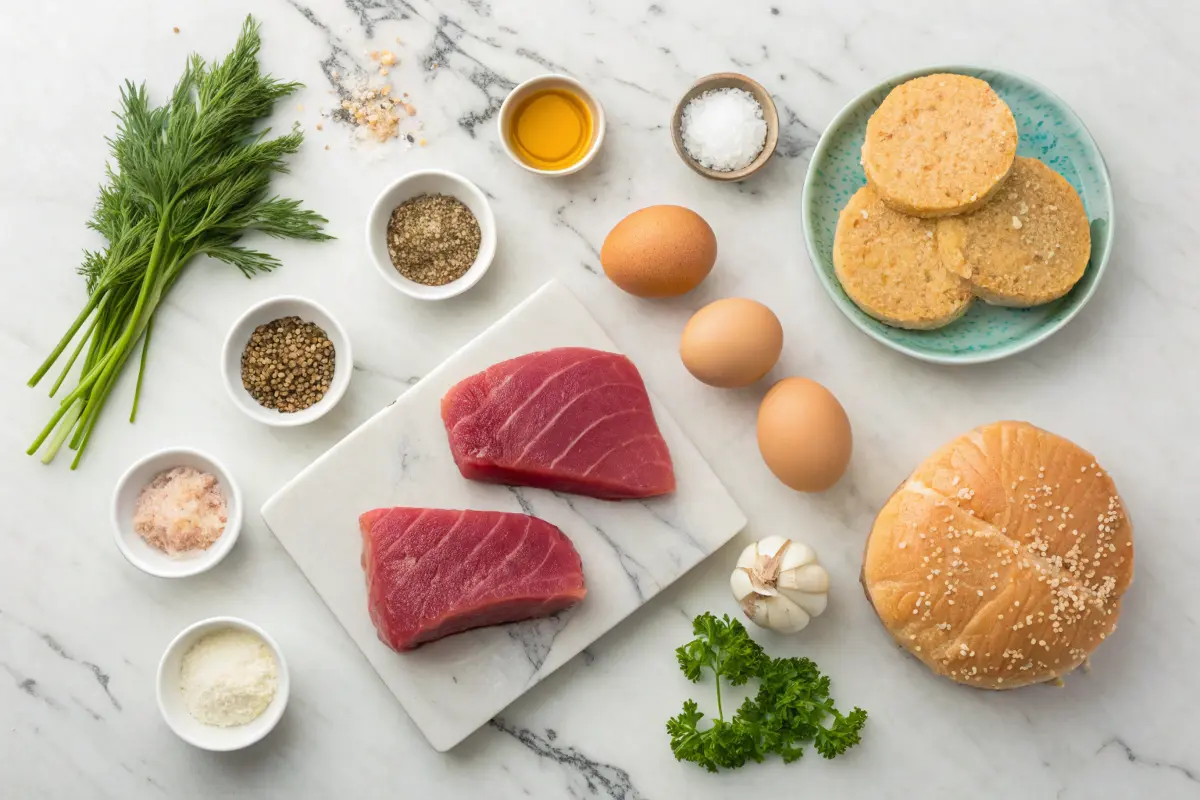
[600,205,716,297]
[680,298,783,388]
[756,377,852,492]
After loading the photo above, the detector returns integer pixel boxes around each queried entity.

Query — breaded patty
[938,157,1092,307]
[863,74,1017,218]
[833,187,974,329]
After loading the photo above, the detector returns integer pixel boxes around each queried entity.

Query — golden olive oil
[508,88,594,171]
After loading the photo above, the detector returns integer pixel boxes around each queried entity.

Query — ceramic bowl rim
[364,169,498,299]
[111,447,243,578]
[156,616,290,751]
[496,73,607,177]
[801,63,1115,365]
[220,294,353,425]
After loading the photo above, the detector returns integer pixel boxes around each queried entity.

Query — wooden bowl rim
[671,72,779,182]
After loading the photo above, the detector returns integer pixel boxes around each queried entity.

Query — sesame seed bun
[938,157,1092,307]
[861,421,1133,689]
[833,186,974,329]
[863,74,1017,218]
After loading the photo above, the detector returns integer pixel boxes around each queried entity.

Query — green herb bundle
[667,612,867,772]
[27,16,331,467]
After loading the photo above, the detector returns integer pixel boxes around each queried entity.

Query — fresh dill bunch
[28,15,332,468]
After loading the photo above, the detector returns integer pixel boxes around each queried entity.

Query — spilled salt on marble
[680,88,767,172]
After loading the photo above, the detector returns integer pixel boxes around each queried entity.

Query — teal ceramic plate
[802,66,1113,364]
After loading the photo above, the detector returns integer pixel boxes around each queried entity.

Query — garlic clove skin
[730,537,830,634]
[730,567,757,601]
[780,563,830,617]
[777,541,817,571]
[735,535,816,571]
[763,596,811,633]
[779,563,829,594]
[785,588,828,619]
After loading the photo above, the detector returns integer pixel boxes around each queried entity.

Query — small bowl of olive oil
[498,74,606,176]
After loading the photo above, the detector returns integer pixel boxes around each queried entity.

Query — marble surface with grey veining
[1,0,1198,797]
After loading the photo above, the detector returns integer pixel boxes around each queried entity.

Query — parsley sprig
[666,613,867,772]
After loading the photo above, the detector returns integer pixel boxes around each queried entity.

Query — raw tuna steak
[359,508,586,651]
[441,347,675,500]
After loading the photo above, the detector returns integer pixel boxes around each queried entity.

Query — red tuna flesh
[360,508,587,651]
[441,347,675,500]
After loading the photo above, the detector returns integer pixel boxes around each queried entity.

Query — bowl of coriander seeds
[365,169,497,300]
[220,296,353,427]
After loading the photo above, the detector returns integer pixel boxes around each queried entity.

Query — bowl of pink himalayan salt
[112,447,243,578]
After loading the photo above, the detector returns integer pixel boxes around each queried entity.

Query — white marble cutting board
[260,280,746,752]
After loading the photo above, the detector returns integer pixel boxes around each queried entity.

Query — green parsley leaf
[814,706,868,759]
[675,612,765,687]
[747,656,867,762]
[666,700,764,773]
[668,613,867,772]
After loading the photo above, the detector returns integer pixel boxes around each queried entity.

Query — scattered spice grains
[386,194,481,286]
[328,47,425,145]
[338,83,420,143]
[241,316,335,412]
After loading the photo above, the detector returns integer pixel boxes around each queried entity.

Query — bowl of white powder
[157,617,289,751]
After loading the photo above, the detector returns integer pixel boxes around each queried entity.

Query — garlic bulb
[730,536,829,633]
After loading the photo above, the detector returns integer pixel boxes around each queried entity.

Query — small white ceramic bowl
[365,170,497,300]
[221,296,352,426]
[112,447,242,578]
[497,74,606,176]
[157,616,290,752]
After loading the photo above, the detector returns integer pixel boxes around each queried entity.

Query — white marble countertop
[2,0,1197,797]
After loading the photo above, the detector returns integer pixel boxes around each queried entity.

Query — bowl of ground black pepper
[220,296,352,427]
[366,169,497,300]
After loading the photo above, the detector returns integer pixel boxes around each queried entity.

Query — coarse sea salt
[680,88,767,172]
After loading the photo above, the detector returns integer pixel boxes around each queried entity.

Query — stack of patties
[833,74,1092,329]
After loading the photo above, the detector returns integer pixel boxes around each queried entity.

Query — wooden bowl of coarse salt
[671,72,779,182]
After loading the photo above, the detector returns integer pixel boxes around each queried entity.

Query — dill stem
[71,300,152,464]
[83,293,129,380]
[102,201,173,370]
[70,368,122,468]
[50,312,100,398]
[73,251,174,451]
[69,366,111,451]
[31,304,140,452]
[28,377,97,455]
[130,316,153,423]
[27,293,101,387]
[72,204,174,439]
[29,213,170,458]
[41,399,83,465]
[70,311,147,451]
